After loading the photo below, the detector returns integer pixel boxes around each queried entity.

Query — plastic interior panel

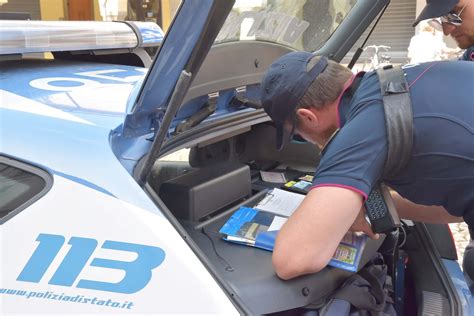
[183,41,293,104]
[159,164,252,221]
[182,213,384,314]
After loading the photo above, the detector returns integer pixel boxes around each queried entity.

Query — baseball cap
[260,52,328,150]
[413,0,458,26]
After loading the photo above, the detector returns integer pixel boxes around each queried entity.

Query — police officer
[260,53,474,280]
[414,0,474,61]
[414,0,474,280]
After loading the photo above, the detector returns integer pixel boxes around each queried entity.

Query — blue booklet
[219,206,367,272]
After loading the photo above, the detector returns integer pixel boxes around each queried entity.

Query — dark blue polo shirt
[311,61,474,225]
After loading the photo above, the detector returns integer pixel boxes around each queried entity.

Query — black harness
[376,65,413,179]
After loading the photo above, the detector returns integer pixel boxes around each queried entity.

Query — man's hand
[350,206,380,240]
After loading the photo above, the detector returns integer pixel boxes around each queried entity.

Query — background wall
[39,0,65,20]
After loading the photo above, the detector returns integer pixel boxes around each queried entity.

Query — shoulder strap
[376,65,413,178]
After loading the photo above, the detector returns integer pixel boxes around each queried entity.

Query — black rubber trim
[414,223,462,316]
[160,109,269,156]
[0,155,53,225]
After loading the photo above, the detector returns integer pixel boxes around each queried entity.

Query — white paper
[255,188,305,217]
[260,171,287,183]
[268,216,287,231]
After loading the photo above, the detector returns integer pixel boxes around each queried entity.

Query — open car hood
[112,0,391,180]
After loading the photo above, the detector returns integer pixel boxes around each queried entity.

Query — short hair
[298,56,353,110]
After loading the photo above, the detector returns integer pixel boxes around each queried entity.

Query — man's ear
[296,108,319,126]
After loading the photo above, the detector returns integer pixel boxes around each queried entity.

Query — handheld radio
[365,183,401,234]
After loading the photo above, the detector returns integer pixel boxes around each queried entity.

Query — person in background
[413,0,474,281]
[414,0,474,61]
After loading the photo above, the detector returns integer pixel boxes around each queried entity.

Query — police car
[1,0,472,315]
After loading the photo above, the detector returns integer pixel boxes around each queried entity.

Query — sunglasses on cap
[429,0,470,31]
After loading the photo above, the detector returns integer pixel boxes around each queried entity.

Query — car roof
[1,59,145,127]
[0,59,156,211]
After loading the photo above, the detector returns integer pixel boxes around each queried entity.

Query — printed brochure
[219,205,367,272]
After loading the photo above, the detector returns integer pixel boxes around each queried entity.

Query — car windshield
[215,0,358,52]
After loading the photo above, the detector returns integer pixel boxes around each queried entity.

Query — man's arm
[391,191,463,223]
[272,186,363,280]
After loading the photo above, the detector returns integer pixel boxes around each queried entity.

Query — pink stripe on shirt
[309,183,368,200]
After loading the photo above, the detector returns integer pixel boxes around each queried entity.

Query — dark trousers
[463,229,474,281]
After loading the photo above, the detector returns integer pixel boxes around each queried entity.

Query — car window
[0,157,51,223]
[216,0,358,52]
